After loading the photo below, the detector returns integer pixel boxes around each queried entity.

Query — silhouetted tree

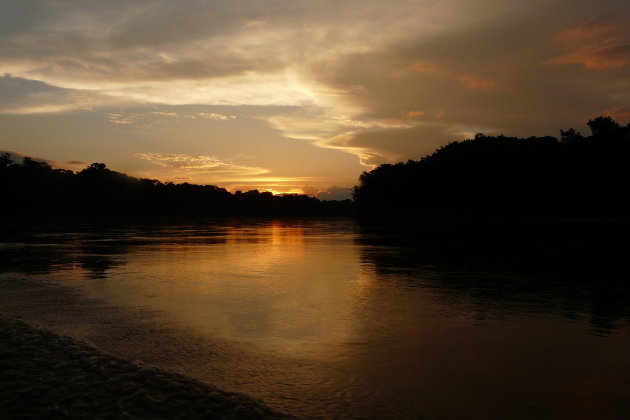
[0,158,352,219]
[560,128,583,143]
[0,153,12,169]
[587,116,621,138]
[354,117,630,220]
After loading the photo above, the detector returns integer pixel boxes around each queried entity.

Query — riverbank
[0,316,295,419]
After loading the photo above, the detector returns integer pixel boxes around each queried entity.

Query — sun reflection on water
[62,220,367,358]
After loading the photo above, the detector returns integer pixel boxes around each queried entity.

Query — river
[0,219,628,419]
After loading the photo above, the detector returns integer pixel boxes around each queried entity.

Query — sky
[1,0,629,198]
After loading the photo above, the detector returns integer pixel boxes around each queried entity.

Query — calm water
[1,219,629,419]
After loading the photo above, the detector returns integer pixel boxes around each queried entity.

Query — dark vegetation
[3,116,629,222]
[353,116,630,220]
[0,158,352,219]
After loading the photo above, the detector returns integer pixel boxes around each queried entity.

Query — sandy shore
[0,316,296,419]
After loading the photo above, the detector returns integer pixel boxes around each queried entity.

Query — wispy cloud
[0,104,78,114]
[135,152,269,176]
[404,60,502,91]
[107,113,141,125]
[151,111,178,117]
[105,110,237,127]
[546,21,630,69]
[546,44,630,69]
[195,112,236,120]
[601,107,630,120]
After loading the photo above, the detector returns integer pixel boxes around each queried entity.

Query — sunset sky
[1,0,628,197]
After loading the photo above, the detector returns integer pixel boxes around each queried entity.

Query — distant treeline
[4,116,630,221]
[0,159,352,219]
[353,117,630,219]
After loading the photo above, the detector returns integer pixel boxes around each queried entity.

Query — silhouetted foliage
[0,158,352,220]
[353,117,630,219]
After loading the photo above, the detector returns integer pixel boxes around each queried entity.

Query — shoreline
[0,316,295,419]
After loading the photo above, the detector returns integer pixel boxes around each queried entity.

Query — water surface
[0,219,628,419]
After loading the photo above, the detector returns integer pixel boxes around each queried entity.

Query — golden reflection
[71,221,366,358]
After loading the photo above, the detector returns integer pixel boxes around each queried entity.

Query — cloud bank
[1,0,629,189]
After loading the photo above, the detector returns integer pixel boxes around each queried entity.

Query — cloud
[194,112,236,120]
[150,110,236,121]
[0,75,78,114]
[107,113,140,125]
[300,185,320,196]
[600,107,630,122]
[134,152,269,176]
[151,111,178,118]
[0,0,433,105]
[280,4,630,164]
[546,44,630,69]
[0,74,136,115]
[133,152,285,187]
[404,60,502,91]
[321,123,470,167]
[101,109,239,127]
[2,0,541,109]
[556,23,617,41]
[406,110,425,118]
[0,86,244,129]
[546,20,630,69]
[316,186,353,201]
[1,0,629,185]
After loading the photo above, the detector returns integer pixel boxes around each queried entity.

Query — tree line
[0,158,352,219]
[353,117,630,219]
[3,116,629,221]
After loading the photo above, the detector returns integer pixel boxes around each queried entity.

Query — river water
[0,219,628,419]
